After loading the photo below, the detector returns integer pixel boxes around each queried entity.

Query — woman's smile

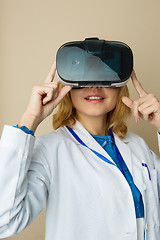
[70,86,120,119]
[84,93,105,103]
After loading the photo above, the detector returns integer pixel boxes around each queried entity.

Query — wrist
[19,111,40,133]
[14,125,35,136]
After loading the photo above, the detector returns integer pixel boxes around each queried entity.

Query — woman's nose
[88,86,103,89]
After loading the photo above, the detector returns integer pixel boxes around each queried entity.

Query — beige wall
[0,0,160,239]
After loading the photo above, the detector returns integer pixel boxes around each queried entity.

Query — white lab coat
[0,121,160,240]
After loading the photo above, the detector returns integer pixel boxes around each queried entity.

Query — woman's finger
[53,85,72,107]
[131,70,147,97]
[42,83,60,105]
[44,61,56,83]
[122,96,133,109]
[140,105,157,116]
[138,101,156,115]
[132,101,140,123]
[122,96,141,122]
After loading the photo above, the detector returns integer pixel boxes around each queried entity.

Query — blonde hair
[53,83,131,139]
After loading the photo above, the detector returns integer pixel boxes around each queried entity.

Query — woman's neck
[76,113,108,136]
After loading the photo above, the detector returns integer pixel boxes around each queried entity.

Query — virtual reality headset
[56,37,133,88]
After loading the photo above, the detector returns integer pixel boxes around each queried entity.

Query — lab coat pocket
[142,168,160,228]
[143,169,158,202]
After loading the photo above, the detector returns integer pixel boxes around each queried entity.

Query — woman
[0,61,160,240]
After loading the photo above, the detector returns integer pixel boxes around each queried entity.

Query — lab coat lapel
[114,134,133,175]
[71,121,116,166]
[114,133,146,199]
[85,125,133,176]
[71,121,134,175]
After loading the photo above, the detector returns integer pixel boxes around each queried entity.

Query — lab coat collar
[68,121,133,175]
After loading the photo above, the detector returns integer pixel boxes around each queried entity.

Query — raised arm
[0,61,72,238]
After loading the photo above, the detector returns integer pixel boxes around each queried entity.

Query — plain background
[0,0,160,239]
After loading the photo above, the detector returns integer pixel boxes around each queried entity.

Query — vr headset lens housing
[56,38,133,87]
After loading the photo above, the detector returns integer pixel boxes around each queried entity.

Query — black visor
[56,37,133,87]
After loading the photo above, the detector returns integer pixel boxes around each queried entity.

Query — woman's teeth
[86,96,103,100]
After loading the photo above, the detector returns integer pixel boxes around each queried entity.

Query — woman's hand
[122,70,160,132]
[19,61,72,132]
